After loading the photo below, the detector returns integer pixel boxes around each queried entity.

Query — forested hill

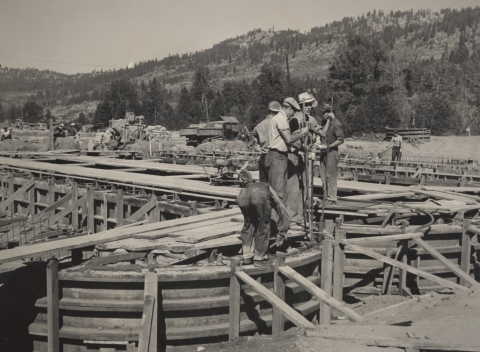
[1,6,480,136]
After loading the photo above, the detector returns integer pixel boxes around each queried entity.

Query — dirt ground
[173,288,480,352]
[341,136,480,161]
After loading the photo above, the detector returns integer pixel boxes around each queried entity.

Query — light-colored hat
[298,92,318,108]
[59,123,64,127]
[268,101,282,112]
[71,123,75,126]
[283,98,301,111]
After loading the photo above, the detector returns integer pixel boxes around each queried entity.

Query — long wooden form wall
[28,251,322,351]
[0,171,196,247]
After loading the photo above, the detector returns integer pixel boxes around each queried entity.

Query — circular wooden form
[29,250,321,351]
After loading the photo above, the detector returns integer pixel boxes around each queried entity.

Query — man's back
[253,114,274,153]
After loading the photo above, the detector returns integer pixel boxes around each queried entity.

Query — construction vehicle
[109,111,145,142]
[180,116,240,146]
[207,159,252,186]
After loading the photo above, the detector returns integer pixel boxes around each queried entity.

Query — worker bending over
[317,106,344,204]
[236,172,290,267]
[391,129,402,163]
[286,93,331,230]
[266,98,309,204]
[252,101,282,182]
[1,127,12,141]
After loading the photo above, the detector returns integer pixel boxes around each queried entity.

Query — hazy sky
[1,0,478,74]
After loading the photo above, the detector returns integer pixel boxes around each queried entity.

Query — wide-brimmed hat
[283,97,301,111]
[268,101,282,112]
[298,92,318,108]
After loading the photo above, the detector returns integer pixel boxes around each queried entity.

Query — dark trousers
[258,153,268,183]
[392,147,401,162]
[319,149,339,202]
[265,150,288,203]
[237,183,271,261]
[285,153,305,224]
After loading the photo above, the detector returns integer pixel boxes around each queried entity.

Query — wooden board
[0,208,240,264]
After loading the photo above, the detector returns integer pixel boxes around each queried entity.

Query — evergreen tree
[22,101,43,123]
[0,103,4,122]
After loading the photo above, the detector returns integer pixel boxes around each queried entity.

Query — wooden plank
[0,208,241,264]
[229,258,241,341]
[235,270,315,329]
[85,252,147,267]
[137,295,154,352]
[279,266,364,322]
[87,187,94,233]
[462,220,473,287]
[174,224,240,244]
[320,239,334,325]
[340,192,414,201]
[304,331,480,351]
[144,272,158,352]
[272,252,286,335]
[341,224,462,236]
[116,189,124,226]
[0,178,35,212]
[47,258,59,352]
[345,243,468,291]
[342,233,423,245]
[71,182,78,231]
[413,238,478,287]
[414,189,476,205]
[332,229,345,308]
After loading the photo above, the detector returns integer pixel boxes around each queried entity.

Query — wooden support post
[138,295,154,352]
[190,200,198,216]
[229,258,241,341]
[47,258,59,352]
[398,240,408,296]
[333,228,346,312]
[116,189,124,227]
[144,271,158,352]
[273,252,286,335]
[102,192,108,231]
[461,219,472,286]
[87,187,94,234]
[71,182,78,231]
[320,239,334,325]
[29,180,35,217]
[48,177,55,206]
[7,171,14,198]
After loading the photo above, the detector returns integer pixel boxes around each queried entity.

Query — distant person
[391,129,403,163]
[53,123,66,139]
[252,101,282,182]
[466,126,471,136]
[68,123,78,137]
[1,127,11,141]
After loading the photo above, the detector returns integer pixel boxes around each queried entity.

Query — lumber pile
[145,125,172,141]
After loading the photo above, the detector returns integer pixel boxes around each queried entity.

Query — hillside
[0,7,479,123]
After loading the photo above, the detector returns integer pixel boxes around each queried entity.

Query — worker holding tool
[286,93,331,231]
[316,104,344,204]
[265,98,309,204]
[236,171,290,267]
[391,129,403,163]
[252,101,282,182]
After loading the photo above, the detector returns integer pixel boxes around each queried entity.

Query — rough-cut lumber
[85,252,147,267]
[413,238,478,287]
[125,197,156,222]
[320,240,333,325]
[47,258,59,352]
[304,330,480,351]
[414,189,476,205]
[279,266,364,322]
[229,258,241,341]
[340,192,414,201]
[137,295,154,352]
[345,243,468,291]
[0,178,35,211]
[364,294,434,318]
[341,224,462,235]
[273,252,286,335]
[144,272,158,352]
[342,233,423,245]
[235,270,315,329]
[175,224,240,244]
[0,208,240,264]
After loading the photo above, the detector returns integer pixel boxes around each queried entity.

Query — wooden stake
[229,258,241,341]
[320,239,334,325]
[47,258,59,352]
[273,252,286,335]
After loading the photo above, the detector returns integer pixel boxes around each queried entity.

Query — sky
[0,0,479,75]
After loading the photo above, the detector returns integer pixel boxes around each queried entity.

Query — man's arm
[310,117,331,138]
[280,127,309,145]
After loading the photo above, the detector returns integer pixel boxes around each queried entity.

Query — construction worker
[391,130,402,162]
[252,101,282,182]
[317,105,344,204]
[1,127,11,141]
[286,93,331,230]
[53,123,66,139]
[68,123,77,137]
[265,98,309,204]
[236,171,290,267]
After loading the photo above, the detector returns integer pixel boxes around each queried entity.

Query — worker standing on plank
[317,105,344,204]
[286,93,331,230]
[236,172,290,267]
[391,129,402,163]
[252,101,282,182]
[265,98,309,204]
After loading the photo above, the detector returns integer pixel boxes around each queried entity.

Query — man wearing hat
[391,130,402,163]
[265,98,309,204]
[252,101,282,182]
[317,104,344,204]
[286,92,331,229]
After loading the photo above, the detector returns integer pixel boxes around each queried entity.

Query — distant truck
[180,116,240,146]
